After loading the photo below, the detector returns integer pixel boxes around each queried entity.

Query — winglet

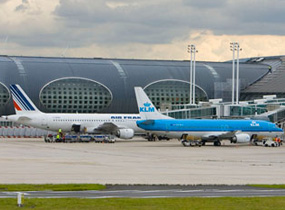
[10,84,40,114]
[134,87,171,120]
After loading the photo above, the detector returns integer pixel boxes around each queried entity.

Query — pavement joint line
[179,190,215,193]
[86,196,124,199]
[139,196,170,198]
[130,189,182,193]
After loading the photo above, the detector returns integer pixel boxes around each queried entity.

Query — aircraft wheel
[154,135,159,141]
[182,140,190,147]
[214,140,221,146]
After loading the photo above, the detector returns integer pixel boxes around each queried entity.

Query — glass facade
[144,80,208,110]
[268,109,285,123]
[0,120,13,126]
[0,84,9,108]
[166,107,216,119]
[40,78,112,113]
[230,105,267,116]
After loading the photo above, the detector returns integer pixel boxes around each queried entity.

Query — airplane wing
[217,131,239,139]
[202,131,239,140]
[93,122,135,139]
[94,122,120,134]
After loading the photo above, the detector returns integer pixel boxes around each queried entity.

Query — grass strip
[0,184,105,191]
[0,197,285,210]
[249,184,285,189]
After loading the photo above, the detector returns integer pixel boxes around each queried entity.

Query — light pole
[230,42,242,105]
[230,42,236,105]
[188,45,193,104]
[236,43,241,104]
[187,45,197,105]
[193,46,198,104]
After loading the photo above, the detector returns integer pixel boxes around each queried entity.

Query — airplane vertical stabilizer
[134,87,171,120]
[10,84,40,114]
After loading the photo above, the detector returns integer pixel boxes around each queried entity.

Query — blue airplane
[134,87,284,146]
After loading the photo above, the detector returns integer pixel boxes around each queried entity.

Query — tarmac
[0,138,285,185]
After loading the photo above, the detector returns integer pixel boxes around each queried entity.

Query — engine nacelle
[116,129,135,139]
[231,133,251,143]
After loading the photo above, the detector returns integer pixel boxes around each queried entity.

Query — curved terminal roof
[0,55,269,114]
[241,56,285,100]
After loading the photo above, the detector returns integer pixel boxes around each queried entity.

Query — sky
[0,0,285,61]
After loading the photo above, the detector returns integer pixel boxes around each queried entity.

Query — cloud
[52,0,285,47]
[0,0,60,47]
[4,30,285,64]
[0,0,9,3]
[14,0,43,15]
[52,0,189,45]
[183,0,227,8]
[15,0,29,12]
[1,0,285,62]
[15,4,28,12]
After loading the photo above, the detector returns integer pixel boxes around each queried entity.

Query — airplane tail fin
[134,87,172,120]
[10,84,40,114]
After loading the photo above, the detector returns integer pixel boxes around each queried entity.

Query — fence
[0,126,55,138]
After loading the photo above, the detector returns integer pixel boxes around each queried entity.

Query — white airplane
[2,84,146,139]
[134,87,284,146]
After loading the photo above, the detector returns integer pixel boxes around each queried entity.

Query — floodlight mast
[188,44,198,105]
[236,43,241,104]
[230,42,241,105]
[193,47,198,104]
[188,45,193,104]
[230,42,236,105]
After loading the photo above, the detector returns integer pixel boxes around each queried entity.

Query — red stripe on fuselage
[13,100,22,111]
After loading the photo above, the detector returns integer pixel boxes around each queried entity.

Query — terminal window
[40,78,112,113]
[144,80,207,110]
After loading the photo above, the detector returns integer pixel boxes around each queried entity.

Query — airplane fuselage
[6,84,147,138]
[7,113,144,133]
[137,119,284,139]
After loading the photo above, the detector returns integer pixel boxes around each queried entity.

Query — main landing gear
[213,139,221,146]
[181,139,202,147]
[180,134,202,147]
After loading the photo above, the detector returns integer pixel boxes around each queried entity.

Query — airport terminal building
[0,55,274,116]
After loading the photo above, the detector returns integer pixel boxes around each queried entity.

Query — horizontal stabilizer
[18,116,32,121]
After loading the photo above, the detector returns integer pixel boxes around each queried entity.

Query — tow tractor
[253,138,282,147]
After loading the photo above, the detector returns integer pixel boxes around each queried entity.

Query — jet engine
[231,133,251,143]
[115,129,135,139]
